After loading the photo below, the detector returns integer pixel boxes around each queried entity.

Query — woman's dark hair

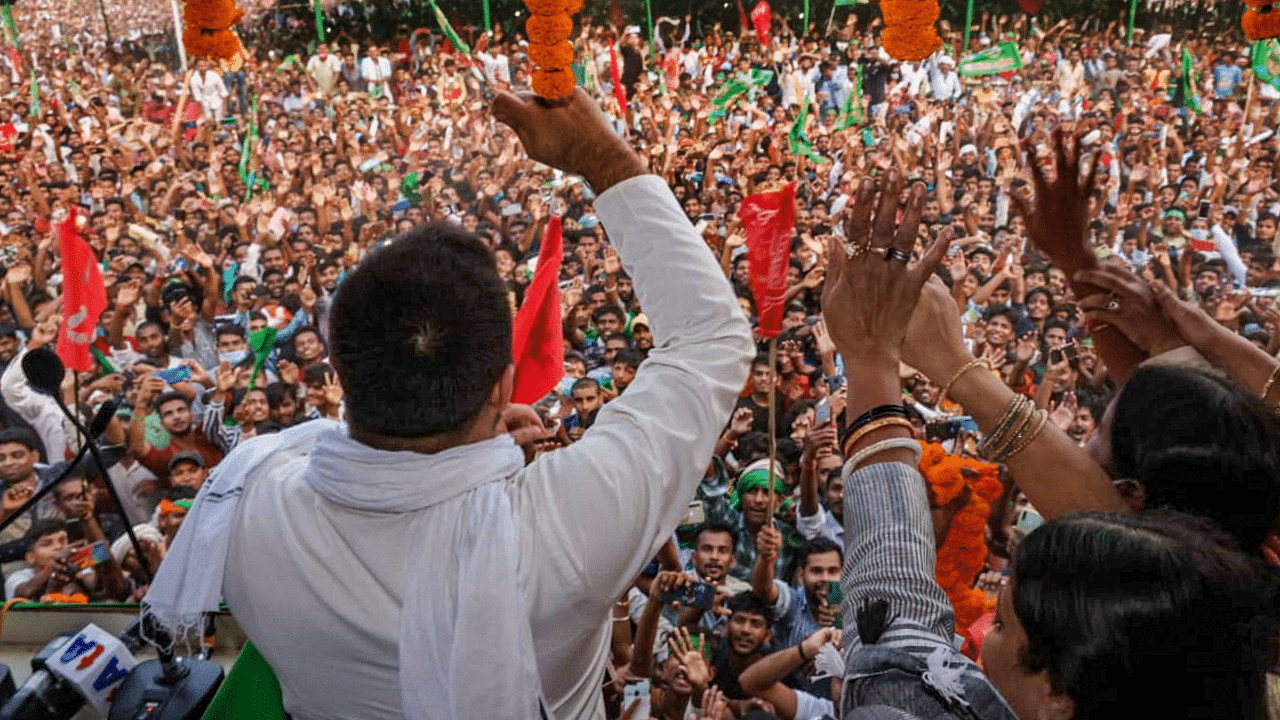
[1013,511,1277,720]
[1110,366,1280,551]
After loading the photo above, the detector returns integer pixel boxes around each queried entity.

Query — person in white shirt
[306,43,343,97]
[360,45,394,101]
[145,89,754,720]
[188,60,229,122]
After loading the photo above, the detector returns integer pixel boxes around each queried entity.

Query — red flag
[609,44,628,117]
[0,123,17,152]
[738,183,796,340]
[56,209,107,372]
[750,1,772,46]
[511,216,565,404]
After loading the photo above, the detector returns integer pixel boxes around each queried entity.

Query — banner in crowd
[750,1,771,45]
[958,42,1023,76]
[1181,46,1203,114]
[1252,39,1280,92]
[511,217,565,404]
[56,209,107,373]
[789,94,826,164]
[739,183,797,339]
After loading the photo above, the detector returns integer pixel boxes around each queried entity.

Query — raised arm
[494,90,754,608]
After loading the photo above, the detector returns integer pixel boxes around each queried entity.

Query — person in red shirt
[127,376,223,484]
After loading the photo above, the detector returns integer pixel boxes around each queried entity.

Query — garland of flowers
[181,0,249,72]
[524,0,583,99]
[919,443,1002,633]
[880,0,943,62]
[1243,0,1280,41]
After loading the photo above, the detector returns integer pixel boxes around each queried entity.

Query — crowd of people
[0,0,1278,717]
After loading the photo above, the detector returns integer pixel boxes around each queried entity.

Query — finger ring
[1107,299,1121,312]
[866,247,889,259]
[885,248,911,264]
[844,241,864,258]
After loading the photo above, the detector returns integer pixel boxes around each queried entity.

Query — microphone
[0,621,144,720]
[21,350,153,582]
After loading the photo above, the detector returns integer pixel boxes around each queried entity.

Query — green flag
[959,42,1023,77]
[834,0,858,5]
[28,73,37,118]
[1181,46,1203,115]
[709,70,772,123]
[483,0,491,33]
[963,0,974,51]
[1253,40,1280,93]
[1126,0,1137,44]
[313,0,325,42]
[247,327,278,390]
[2,4,20,52]
[789,95,827,164]
[428,0,471,55]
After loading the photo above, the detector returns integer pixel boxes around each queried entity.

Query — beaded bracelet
[841,417,915,458]
[846,437,925,473]
[839,404,908,450]
[984,405,1037,462]
[937,358,986,409]
[976,395,1030,458]
[994,409,1049,463]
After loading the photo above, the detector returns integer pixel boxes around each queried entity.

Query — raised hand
[667,627,712,690]
[322,371,344,408]
[1074,260,1186,356]
[728,406,754,438]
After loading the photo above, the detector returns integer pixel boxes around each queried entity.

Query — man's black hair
[693,520,738,550]
[798,536,843,568]
[303,362,336,386]
[725,591,773,622]
[216,324,246,341]
[612,348,643,370]
[571,377,600,395]
[155,391,191,411]
[25,518,67,546]
[592,304,626,324]
[329,222,511,437]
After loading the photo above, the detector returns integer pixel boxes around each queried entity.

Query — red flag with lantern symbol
[750,2,772,46]
[737,183,796,339]
[56,207,107,372]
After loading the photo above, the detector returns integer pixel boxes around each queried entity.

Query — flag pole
[766,336,779,518]
[169,0,187,71]
[963,0,974,52]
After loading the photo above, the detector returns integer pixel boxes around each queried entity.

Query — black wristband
[839,404,908,449]
[797,643,809,663]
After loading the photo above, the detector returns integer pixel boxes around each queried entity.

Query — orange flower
[1243,8,1280,40]
[881,0,940,28]
[525,0,570,15]
[526,13,573,46]
[882,23,942,62]
[533,68,576,99]
[528,41,576,71]
[564,0,584,13]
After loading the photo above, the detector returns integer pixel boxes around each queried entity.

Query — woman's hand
[823,171,952,366]
[902,280,972,383]
[1074,259,1186,356]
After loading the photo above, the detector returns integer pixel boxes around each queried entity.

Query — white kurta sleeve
[513,174,754,606]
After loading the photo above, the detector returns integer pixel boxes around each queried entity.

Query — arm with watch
[738,626,840,720]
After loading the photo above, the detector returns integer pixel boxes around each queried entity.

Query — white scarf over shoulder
[144,419,548,720]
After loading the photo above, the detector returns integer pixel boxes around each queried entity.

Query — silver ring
[885,248,911,264]
[1107,299,1121,312]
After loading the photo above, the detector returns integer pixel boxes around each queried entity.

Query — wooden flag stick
[766,336,779,518]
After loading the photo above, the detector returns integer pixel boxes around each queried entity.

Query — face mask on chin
[219,349,250,366]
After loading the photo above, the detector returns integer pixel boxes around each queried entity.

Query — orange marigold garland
[880,0,943,62]
[524,0,579,99]
[1243,0,1280,41]
[919,443,1002,633]
[181,0,250,72]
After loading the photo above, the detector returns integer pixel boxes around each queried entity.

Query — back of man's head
[330,222,511,438]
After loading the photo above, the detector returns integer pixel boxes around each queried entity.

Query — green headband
[730,467,788,509]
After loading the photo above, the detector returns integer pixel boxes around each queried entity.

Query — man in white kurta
[218,91,754,719]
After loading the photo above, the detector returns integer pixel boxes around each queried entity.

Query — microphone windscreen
[21,347,64,398]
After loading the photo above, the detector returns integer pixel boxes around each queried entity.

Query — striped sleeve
[840,461,957,652]
[201,399,242,454]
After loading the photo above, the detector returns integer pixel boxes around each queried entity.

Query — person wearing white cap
[928,54,960,101]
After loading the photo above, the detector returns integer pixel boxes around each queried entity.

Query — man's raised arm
[494,90,755,604]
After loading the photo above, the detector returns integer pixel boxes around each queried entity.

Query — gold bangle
[1261,365,1280,403]
[997,409,1049,462]
[977,395,1030,458]
[937,358,987,409]
[842,417,915,458]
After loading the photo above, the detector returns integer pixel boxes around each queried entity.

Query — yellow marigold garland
[523,0,579,99]
[880,0,943,62]
[919,443,1002,633]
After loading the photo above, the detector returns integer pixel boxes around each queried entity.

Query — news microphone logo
[45,624,137,713]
